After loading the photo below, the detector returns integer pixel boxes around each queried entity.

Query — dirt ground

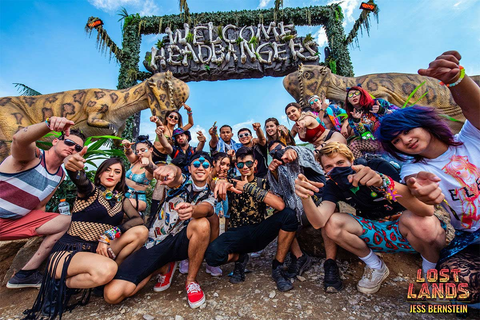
[0,241,477,320]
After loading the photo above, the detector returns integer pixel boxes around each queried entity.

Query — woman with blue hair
[376,50,480,307]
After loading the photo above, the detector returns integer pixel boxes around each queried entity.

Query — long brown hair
[163,110,184,128]
[94,158,127,193]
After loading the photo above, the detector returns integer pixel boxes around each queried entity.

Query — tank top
[0,150,64,219]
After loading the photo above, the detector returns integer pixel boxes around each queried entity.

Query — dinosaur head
[283,65,331,107]
[146,71,190,121]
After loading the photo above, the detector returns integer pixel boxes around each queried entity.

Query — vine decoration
[345,0,379,48]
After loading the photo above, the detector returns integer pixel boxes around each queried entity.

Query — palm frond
[13,83,42,96]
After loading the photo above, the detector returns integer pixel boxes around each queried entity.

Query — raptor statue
[283,65,480,132]
[0,71,189,162]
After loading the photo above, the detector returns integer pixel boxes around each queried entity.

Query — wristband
[98,234,111,245]
[187,111,193,116]
[45,118,51,129]
[104,226,122,240]
[439,66,465,88]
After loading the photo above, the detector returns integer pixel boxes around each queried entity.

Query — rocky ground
[0,239,477,320]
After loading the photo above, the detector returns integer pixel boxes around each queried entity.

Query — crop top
[298,124,325,143]
[126,166,151,186]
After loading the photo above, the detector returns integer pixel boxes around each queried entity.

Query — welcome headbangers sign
[144,22,319,82]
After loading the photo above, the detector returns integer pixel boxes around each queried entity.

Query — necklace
[101,188,122,202]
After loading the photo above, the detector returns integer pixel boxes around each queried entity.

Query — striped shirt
[0,150,64,219]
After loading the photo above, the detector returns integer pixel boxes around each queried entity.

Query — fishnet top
[66,170,144,242]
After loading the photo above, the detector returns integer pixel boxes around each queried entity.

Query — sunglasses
[237,160,254,169]
[192,157,210,169]
[348,91,361,98]
[63,139,83,152]
[309,98,319,105]
[269,143,283,156]
[168,115,179,121]
[238,132,250,138]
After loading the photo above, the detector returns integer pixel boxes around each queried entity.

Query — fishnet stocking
[349,139,380,159]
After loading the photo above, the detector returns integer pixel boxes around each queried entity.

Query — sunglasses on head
[309,98,319,105]
[238,132,250,138]
[236,160,254,169]
[63,139,83,152]
[192,157,210,169]
[168,115,179,121]
[348,91,361,98]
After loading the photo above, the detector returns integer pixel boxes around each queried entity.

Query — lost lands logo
[407,269,470,313]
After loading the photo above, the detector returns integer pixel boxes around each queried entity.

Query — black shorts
[205,208,298,267]
[114,227,189,285]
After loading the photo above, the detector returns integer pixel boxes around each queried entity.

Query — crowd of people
[0,51,478,318]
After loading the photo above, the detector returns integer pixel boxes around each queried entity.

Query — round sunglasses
[168,115,179,121]
[309,98,319,105]
[236,160,254,169]
[238,132,250,139]
[192,157,210,169]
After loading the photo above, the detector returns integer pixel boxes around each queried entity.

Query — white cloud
[315,26,328,47]
[231,119,255,136]
[258,0,273,9]
[327,0,360,25]
[88,0,160,15]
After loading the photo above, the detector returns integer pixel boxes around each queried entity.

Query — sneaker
[154,261,177,292]
[250,250,264,258]
[284,252,313,279]
[230,254,249,284]
[323,259,343,293]
[357,262,390,294]
[206,264,222,277]
[186,282,205,309]
[272,264,293,292]
[7,270,43,289]
[179,259,189,274]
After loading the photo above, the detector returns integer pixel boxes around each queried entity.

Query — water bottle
[58,199,71,215]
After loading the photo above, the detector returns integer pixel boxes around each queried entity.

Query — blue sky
[1,0,479,146]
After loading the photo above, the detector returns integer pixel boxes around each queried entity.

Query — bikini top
[126,166,151,186]
[299,124,326,143]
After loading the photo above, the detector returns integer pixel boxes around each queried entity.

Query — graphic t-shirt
[400,120,480,232]
[227,177,268,229]
[146,177,215,247]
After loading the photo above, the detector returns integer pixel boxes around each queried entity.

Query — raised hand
[214,179,242,201]
[208,124,217,136]
[183,103,192,112]
[269,159,283,171]
[150,115,161,125]
[406,171,444,205]
[155,124,165,137]
[122,139,133,148]
[348,165,383,187]
[175,202,194,221]
[371,104,380,113]
[64,146,87,172]
[153,165,178,185]
[351,109,363,119]
[252,122,261,131]
[295,174,324,199]
[281,149,298,164]
[140,157,150,167]
[418,50,462,85]
[48,116,75,136]
[197,131,206,142]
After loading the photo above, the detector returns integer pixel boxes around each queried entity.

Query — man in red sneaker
[104,152,214,309]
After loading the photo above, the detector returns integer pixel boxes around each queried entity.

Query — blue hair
[376,106,462,163]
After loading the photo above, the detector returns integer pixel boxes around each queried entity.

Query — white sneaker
[206,264,222,277]
[179,259,189,274]
[357,262,390,294]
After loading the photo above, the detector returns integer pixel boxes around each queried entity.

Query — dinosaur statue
[283,65,480,132]
[0,71,189,162]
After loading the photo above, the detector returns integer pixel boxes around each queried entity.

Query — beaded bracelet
[376,172,401,202]
[104,226,122,241]
[187,111,193,116]
[98,234,111,245]
[45,118,51,129]
[439,66,465,88]
[243,182,268,202]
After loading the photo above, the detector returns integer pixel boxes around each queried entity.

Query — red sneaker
[185,281,205,309]
[153,261,177,292]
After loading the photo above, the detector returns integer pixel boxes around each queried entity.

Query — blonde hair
[316,142,354,164]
